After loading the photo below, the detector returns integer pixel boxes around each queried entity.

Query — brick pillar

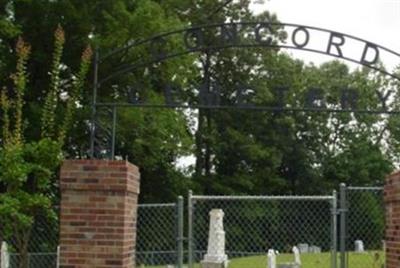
[59,160,140,268]
[385,170,400,268]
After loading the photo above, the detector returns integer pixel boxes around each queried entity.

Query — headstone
[201,209,228,268]
[309,245,321,254]
[293,246,301,265]
[277,246,301,268]
[355,240,365,253]
[297,243,309,253]
[1,242,9,268]
[267,249,276,268]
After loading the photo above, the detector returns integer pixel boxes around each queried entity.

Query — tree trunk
[17,227,31,268]
[204,111,212,178]
[195,109,205,177]
[195,51,212,179]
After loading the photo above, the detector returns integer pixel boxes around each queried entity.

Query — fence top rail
[191,195,334,201]
[9,253,58,256]
[138,203,176,208]
[136,250,180,254]
[347,186,383,191]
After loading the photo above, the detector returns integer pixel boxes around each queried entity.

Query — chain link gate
[339,184,385,268]
[135,197,184,268]
[188,191,338,268]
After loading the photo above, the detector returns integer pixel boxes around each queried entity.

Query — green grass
[225,251,384,268]
[140,251,385,268]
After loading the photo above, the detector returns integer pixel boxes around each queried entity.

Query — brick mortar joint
[384,197,400,203]
[62,159,139,170]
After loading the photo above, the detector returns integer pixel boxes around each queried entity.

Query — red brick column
[385,170,400,268]
[59,160,140,268]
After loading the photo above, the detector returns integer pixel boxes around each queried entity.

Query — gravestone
[309,245,321,254]
[201,209,228,268]
[293,247,301,265]
[267,249,277,268]
[297,243,309,254]
[277,246,301,268]
[355,240,365,253]
[1,242,9,268]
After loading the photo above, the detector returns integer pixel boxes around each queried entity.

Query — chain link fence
[188,192,338,268]
[136,198,184,268]
[0,185,386,268]
[339,184,385,268]
[1,214,59,268]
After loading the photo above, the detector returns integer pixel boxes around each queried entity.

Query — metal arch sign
[90,22,400,159]
[97,22,400,84]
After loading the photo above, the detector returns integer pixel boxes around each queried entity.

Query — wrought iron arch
[90,22,400,158]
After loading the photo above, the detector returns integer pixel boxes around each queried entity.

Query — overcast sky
[250,0,400,70]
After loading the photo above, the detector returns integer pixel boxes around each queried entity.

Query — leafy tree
[0,0,397,204]
[0,27,91,268]
[0,0,197,202]
[181,0,396,195]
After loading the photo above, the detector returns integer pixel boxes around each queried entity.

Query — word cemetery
[119,83,395,114]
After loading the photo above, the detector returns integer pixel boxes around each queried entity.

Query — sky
[250,0,400,70]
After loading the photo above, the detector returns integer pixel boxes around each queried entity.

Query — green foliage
[0,25,91,268]
[58,45,92,145]
[41,25,65,139]
[0,0,197,205]
[11,37,30,145]
[0,0,397,201]
[0,5,396,268]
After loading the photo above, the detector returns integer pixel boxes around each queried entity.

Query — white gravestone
[297,243,309,254]
[1,242,10,268]
[355,240,365,253]
[201,209,228,268]
[277,246,301,268]
[267,249,277,268]
[309,245,321,254]
[293,246,301,265]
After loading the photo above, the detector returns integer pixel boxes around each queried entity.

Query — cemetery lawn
[226,251,384,268]
[179,251,384,268]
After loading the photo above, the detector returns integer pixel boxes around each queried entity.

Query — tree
[180,0,397,194]
[0,0,197,202]
[0,27,91,268]
[0,0,397,203]
[178,0,288,194]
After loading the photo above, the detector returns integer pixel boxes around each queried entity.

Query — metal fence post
[332,190,338,268]
[56,245,60,268]
[188,190,193,268]
[177,196,184,268]
[111,105,117,160]
[339,183,347,268]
